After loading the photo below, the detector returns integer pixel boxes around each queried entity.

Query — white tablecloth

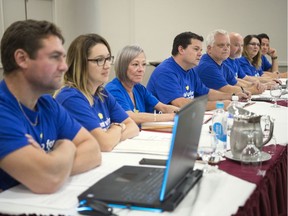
[0,92,286,215]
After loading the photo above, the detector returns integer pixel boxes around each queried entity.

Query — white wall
[53,0,287,66]
[1,0,287,71]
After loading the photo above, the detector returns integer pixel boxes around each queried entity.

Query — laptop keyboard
[120,168,164,203]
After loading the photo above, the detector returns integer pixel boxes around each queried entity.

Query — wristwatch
[111,122,126,132]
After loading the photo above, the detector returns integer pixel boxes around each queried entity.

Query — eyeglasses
[87,56,114,66]
[248,43,261,47]
[215,43,230,48]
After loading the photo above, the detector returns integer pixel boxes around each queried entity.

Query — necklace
[128,92,138,113]
[17,100,38,127]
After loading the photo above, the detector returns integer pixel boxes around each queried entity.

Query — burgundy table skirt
[273,99,288,107]
[219,145,287,216]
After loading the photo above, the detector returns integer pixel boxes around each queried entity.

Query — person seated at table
[257,33,287,78]
[105,45,179,125]
[55,34,139,152]
[238,34,282,86]
[196,29,265,96]
[0,20,101,193]
[146,31,249,111]
[224,32,266,92]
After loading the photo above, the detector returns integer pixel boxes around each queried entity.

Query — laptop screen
[160,95,208,201]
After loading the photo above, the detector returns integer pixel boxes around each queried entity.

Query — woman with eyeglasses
[55,34,139,152]
[238,35,278,88]
[238,35,264,77]
[105,45,179,127]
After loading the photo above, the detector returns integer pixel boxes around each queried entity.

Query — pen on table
[243,102,256,108]
[203,114,213,124]
[203,116,212,124]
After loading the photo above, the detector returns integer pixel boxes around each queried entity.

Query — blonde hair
[55,34,111,105]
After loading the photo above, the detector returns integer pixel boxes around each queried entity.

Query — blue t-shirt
[0,80,81,190]
[105,78,159,113]
[238,56,263,77]
[261,55,272,71]
[146,57,209,104]
[196,54,237,90]
[223,58,247,79]
[55,86,128,131]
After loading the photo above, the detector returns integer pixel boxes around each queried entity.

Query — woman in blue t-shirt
[106,45,179,125]
[238,35,264,77]
[55,34,139,152]
[238,35,280,89]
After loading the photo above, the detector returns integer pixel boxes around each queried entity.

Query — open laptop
[78,95,208,212]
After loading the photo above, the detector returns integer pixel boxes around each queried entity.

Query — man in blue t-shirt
[258,33,287,78]
[0,20,101,193]
[224,32,265,94]
[147,32,249,111]
[196,29,263,96]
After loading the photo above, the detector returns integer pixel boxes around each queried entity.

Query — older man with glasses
[195,30,263,96]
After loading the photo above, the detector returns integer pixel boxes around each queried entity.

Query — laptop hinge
[162,169,203,211]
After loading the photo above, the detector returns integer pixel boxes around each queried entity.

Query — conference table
[0,87,287,216]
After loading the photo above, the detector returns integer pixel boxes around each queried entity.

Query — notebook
[78,95,208,212]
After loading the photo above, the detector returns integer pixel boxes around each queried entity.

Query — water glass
[240,131,262,175]
[198,133,217,173]
[261,117,276,155]
[270,85,282,108]
[267,136,277,156]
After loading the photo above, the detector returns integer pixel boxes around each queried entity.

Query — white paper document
[113,131,172,155]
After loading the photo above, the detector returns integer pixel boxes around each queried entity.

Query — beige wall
[58,0,286,67]
[0,64,156,86]
[2,0,284,67]
[0,0,287,79]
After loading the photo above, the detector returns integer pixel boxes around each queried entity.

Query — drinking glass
[267,135,277,156]
[198,133,217,173]
[240,131,262,175]
[261,117,276,155]
[270,85,282,108]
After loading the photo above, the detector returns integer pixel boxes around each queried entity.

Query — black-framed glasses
[87,56,114,66]
[248,43,261,47]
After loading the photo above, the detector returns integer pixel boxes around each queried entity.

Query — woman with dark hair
[55,34,139,152]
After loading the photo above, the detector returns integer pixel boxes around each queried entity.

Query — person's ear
[14,49,29,69]
[178,46,184,54]
[206,45,212,53]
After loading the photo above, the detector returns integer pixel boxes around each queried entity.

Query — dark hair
[171,32,203,56]
[257,33,270,41]
[1,19,64,75]
[242,34,262,69]
[64,33,111,105]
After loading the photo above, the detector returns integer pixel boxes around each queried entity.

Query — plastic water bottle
[212,101,227,155]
